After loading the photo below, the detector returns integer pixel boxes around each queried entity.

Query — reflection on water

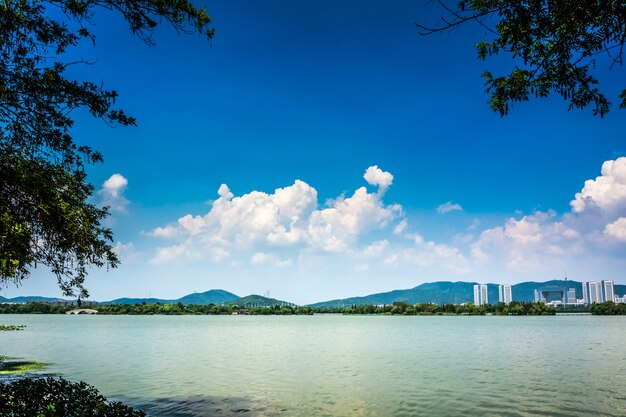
[2,315,626,416]
[133,396,286,417]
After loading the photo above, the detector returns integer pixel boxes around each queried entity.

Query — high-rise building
[534,289,540,303]
[503,284,512,304]
[473,284,480,306]
[498,285,504,303]
[604,280,615,303]
[589,281,603,304]
[582,281,588,304]
[480,284,489,305]
[567,288,576,304]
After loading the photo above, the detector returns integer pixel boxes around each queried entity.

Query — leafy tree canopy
[418,1,626,117]
[0,0,213,297]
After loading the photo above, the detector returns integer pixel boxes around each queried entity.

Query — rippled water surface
[2,315,626,416]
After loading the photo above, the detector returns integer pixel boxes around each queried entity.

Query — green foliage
[0,1,213,297]
[0,302,316,315]
[0,301,556,315]
[0,377,145,416]
[337,301,556,316]
[418,1,626,116]
[589,301,626,315]
[0,302,73,314]
[0,359,46,375]
[0,324,25,330]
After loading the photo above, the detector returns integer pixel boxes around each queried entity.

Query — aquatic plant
[0,359,46,375]
[0,377,145,416]
[0,324,25,331]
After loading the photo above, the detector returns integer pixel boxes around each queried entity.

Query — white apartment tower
[582,281,589,304]
[604,280,615,303]
[480,284,489,306]
[473,285,480,306]
[589,281,603,304]
[503,284,513,304]
[567,288,576,304]
[498,285,504,303]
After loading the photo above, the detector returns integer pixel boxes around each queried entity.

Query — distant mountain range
[0,295,68,304]
[0,290,240,306]
[309,280,626,308]
[2,280,625,307]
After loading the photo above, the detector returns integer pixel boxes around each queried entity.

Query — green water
[1,314,625,416]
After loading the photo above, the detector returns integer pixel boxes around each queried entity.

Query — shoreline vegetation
[0,301,624,316]
[0,324,25,331]
[0,301,561,315]
[0,378,145,417]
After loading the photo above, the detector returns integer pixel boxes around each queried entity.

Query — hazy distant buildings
[480,284,488,305]
[474,284,489,306]
[503,285,512,304]
[604,281,615,303]
[498,284,512,304]
[473,285,480,306]
[567,288,576,304]
[580,280,616,304]
[531,280,621,306]
[589,281,603,304]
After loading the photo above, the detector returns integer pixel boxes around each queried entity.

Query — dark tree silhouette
[0,1,213,297]
[418,1,626,117]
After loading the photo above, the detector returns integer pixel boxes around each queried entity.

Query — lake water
[1,314,626,416]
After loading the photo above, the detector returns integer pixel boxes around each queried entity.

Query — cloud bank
[145,158,626,282]
[471,157,626,274]
[150,166,408,265]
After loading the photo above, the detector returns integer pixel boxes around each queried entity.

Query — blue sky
[4,1,626,304]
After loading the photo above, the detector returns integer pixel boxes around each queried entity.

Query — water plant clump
[0,325,25,331]
[0,359,46,375]
[0,377,146,416]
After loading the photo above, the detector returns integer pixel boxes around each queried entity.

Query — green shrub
[0,377,145,417]
[0,325,25,331]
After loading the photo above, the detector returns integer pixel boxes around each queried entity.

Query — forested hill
[0,296,72,304]
[225,294,294,307]
[102,289,239,305]
[310,282,480,308]
[310,280,626,308]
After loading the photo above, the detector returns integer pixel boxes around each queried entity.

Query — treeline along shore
[0,301,583,315]
[2,301,625,315]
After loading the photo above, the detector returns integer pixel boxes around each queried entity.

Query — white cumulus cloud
[149,226,180,239]
[605,217,626,241]
[250,252,293,268]
[148,166,405,264]
[471,211,581,269]
[437,201,463,214]
[570,157,626,214]
[470,158,626,274]
[307,186,402,252]
[99,173,129,213]
[112,241,138,262]
[363,165,393,193]
[383,233,470,273]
